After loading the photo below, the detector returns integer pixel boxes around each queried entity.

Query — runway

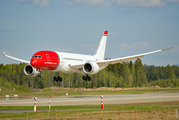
[0,93,179,106]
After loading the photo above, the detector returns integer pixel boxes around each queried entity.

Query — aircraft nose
[30,59,37,67]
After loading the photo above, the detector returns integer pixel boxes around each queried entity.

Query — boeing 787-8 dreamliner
[3,31,174,82]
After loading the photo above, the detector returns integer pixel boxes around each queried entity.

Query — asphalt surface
[0,93,179,106]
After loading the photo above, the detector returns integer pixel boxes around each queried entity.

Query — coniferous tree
[129,61,135,87]
[122,62,130,87]
[0,61,179,90]
[134,58,148,87]
[166,65,176,79]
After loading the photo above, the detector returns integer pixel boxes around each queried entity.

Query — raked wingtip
[2,52,6,56]
[161,46,175,51]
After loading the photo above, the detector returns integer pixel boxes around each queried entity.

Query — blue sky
[0,0,179,66]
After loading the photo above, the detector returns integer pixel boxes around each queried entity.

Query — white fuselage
[54,51,102,74]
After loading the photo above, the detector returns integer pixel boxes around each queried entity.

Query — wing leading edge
[2,52,30,64]
[96,46,175,67]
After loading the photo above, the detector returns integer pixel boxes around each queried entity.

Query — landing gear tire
[37,69,42,77]
[38,74,42,77]
[82,76,86,81]
[88,76,91,81]
[54,76,62,82]
[82,75,91,81]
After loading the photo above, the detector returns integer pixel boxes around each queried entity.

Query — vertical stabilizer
[94,31,108,60]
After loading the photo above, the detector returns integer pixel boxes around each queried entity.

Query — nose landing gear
[37,74,42,77]
[37,69,42,77]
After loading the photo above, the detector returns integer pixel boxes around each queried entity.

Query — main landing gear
[54,76,62,82]
[54,73,62,82]
[53,74,90,82]
[82,75,91,81]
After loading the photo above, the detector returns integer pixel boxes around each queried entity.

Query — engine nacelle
[24,64,40,76]
[83,62,99,74]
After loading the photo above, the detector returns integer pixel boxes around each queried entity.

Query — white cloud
[169,0,179,2]
[120,42,150,49]
[33,0,49,7]
[120,43,129,49]
[63,0,167,7]
[83,44,95,47]
[16,0,50,7]
[64,0,111,7]
[112,0,165,7]
[55,48,75,52]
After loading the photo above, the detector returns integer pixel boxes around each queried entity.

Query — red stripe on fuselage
[31,51,59,70]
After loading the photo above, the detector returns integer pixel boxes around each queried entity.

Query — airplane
[3,31,174,82]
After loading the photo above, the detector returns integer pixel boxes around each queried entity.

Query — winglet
[104,31,108,36]
[161,46,175,51]
[2,52,6,56]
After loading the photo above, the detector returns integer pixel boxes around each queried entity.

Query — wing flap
[97,55,143,67]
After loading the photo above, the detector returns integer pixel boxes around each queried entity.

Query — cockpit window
[32,55,42,58]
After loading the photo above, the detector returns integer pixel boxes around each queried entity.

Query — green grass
[0,101,179,110]
[1,87,179,98]
[1,87,179,119]
[0,88,179,99]
[0,101,179,119]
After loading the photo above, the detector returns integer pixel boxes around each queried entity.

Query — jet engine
[24,64,40,76]
[83,62,99,74]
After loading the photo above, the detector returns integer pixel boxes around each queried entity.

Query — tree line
[0,58,179,91]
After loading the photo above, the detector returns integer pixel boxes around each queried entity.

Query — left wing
[2,52,30,64]
[97,46,175,67]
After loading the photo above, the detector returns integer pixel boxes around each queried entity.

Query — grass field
[0,101,179,120]
[1,87,179,98]
[0,87,179,119]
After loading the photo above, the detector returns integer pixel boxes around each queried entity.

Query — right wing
[97,46,175,67]
[66,46,175,70]
[2,52,30,64]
